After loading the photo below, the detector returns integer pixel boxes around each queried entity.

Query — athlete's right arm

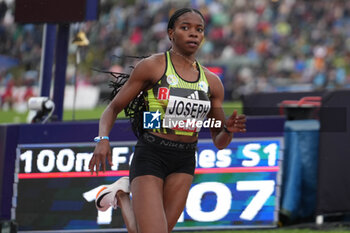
[89,56,162,175]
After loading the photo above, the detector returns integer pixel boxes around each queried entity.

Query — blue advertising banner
[14,137,282,231]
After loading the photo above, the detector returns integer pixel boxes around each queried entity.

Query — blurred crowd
[1,0,350,107]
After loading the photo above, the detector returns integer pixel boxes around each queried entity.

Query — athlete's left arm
[206,71,246,150]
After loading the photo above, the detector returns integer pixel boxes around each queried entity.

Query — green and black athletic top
[145,51,211,136]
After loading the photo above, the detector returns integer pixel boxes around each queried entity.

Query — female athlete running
[89,7,246,233]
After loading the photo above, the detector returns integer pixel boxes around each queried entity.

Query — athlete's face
[169,12,205,54]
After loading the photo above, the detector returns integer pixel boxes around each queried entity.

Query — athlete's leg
[163,173,193,232]
[116,191,138,233]
[131,175,168,233]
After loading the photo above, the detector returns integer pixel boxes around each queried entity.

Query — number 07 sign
[176,139,282,230]
[15,138,282,231]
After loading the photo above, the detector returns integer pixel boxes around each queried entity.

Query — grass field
[0,101,243,124]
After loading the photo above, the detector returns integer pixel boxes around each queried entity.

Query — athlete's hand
[89,140,113,175]
[225,110,247,133]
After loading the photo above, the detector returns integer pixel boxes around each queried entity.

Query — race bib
[163,88,211,132]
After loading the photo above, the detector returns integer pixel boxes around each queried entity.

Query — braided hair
[167,8,205,30]
[94,55,149,139]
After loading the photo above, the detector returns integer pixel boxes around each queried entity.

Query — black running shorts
[129,132,197,182]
